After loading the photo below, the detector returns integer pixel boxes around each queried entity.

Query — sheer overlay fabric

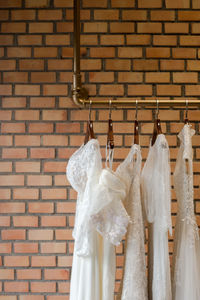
[116,144,148,300]
[67,139,129,300]
[172,124,200,300]
[141,134,172,300]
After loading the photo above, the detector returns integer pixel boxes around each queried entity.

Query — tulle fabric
[116,144,148,300]
[172,124,200,300]
[141,134,172,300]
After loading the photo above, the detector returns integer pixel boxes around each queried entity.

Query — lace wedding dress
[116,144,148,300]
[172,124,200,300]
[141,134,172,300]
[67,139,129,300]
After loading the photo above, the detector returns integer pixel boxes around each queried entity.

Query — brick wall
[1,0,200,299]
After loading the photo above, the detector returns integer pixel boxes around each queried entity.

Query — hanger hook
[156,99,159,118]
[89,100,92,121]
[109,99,112,119]
[135,100,138,120]
[185,99,188,119]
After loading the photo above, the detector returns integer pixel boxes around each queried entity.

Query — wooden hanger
[134,100,139,145]
[84,100,96,145]
[151,100,162,146]
[107,100,114,149]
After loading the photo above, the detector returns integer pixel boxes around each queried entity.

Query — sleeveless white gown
[141,134,172,300]
[67,139,130,300]
[116,144,148,300]
[172,124,200,300]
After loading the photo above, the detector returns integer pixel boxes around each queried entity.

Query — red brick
[138,22,162,33]
[4,256,29,267]
[0,216,10,227]
[185,85,200,96]
[127,34,150,45]
[1,22,26,33]
[4,281,28,293]
[42,188,66,199]
[15,84,40,96]
[57,22,73,33]
[90,47,115,58]
[128,84,152,96]
[0,162,12,172]
[0,10,9,20]
[165,23,189,33]
[151,10,175,20]
[81,34,98,45]
[18,35,42,45]
[17,269,41,280]
[48,59,72,70]
[13,188,39,200]
[0,189,11,199]
[58,282,70,293]
[46,297,69,300]
[89,72,114,83]
[133,59,159,70]
[14,242,38,253]
[13,216,38,227]
[118,47,142,58]
[84,22,108,33]
[2,229,25,240]
[105,59,131,70]
[25,0,49,7]
[0,202,25,214]
[43,162,66,172]
[30,97,55,107]
[180,36,200,46]
[41,216,66,227]
[19,59,44,70]
[29,122,53,133]
[0,0,21,7]
[44,269,69,280]
[157,85,182,96]
[30,148,55,159]
[29,202,54,213]
[15,135,40,146]
[0,297,16,300]
[58,256,72,267]
[34,47,57,58]
[83,0,107,7]
[56,123,80,133]
[0,110,11,120]
[0,269,14,279]
[160,60,185,70]
[146,47,170,58]
[2,97,26,108]
[0,135,13,146]
[101,35,124,45]
[0,84,12,95]
[42,110,67,120]
[59,97,77,108]
[43,135,68,146]
[118,72,143,83]
[166,0,190,8]
[2,148,27,159]
[0,243,12,253]
[54,174,68,185]
[0,59,15,70]
[15,162,40,173]
[41,242,66,253]
[31,282,56,293]
[122,10,147,20]
[0,35,14,45]
[4,72,28,83]
[173,72,198,83]
[45,34,70,45]
[29,22,53,33]
[54,0,73,7]
[145,72,170,83]
[56,202,76,213]
[99,84,124,96]
[7,47,31,57]
[15,110,39,120]
[187,60,200,71]
[29,229,53,240]
[27,175,52,186]
[38,9,62,20]
[11,9,36,20]
[31,256,56,266]
[31,72,56,83]
[110,22,135,33]
[81,58,102,70]
[172,48,196,59]
[179,11,200,20]
[139,0,162,7]
[0,175,24,186]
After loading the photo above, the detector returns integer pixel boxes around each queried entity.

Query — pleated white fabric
[172,124,200,300]
[141,134,172,300]
[67,139,130,300]
[116,144,148,300]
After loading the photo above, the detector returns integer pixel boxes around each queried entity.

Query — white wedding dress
[116,144,148,300]
[172,124,200,300]
[67,139,130,300]
[141,134,172,300]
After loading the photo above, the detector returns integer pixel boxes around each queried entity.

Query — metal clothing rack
[72,0,200,108]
